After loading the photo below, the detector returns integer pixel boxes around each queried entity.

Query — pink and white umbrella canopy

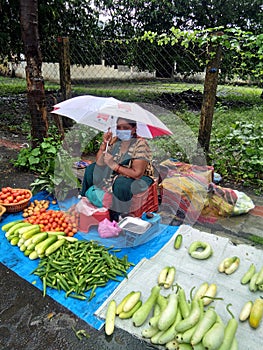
[52,95,173,138]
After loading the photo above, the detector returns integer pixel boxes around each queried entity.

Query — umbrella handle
[105,141,109,153]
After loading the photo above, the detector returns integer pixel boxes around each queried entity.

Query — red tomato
[7,196,14,202]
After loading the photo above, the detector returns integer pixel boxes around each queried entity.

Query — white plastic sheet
[96,225,263,349]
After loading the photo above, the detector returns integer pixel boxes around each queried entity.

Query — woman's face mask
[116,129,132,141]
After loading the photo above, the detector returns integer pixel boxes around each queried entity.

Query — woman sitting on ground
[80,117,154,221]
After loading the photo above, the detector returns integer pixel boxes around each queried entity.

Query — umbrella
[51,95,173,138]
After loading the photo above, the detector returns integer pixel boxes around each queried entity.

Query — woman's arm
[116,158,148,179]
[96,142,107,165]
[104,153,148,179]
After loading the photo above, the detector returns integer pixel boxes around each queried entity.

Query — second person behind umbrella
[80,117,155,221]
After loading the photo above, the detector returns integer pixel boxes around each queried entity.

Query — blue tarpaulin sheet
[0,191,179,330]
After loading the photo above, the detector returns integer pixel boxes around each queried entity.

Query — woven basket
[0,205,6,221]
[0,189,32,213]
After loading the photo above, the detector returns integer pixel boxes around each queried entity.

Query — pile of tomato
[24,209,79,237]
[0,187,31,205]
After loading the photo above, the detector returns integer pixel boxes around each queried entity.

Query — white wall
[13,61,156,82]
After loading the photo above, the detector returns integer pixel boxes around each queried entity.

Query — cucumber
[10,236,19,246]
[20,244,27,252]
[255,266,263,285]
[174,234,183,249]
[141,326,159,338]
[191,308,217,346]
[45,239,65,256]
[239,301,253,321]
[2,220,23,232]
[35,235,58,255]
[158,293,179,331]
[47,231,66,236]
[29,251,39,260]
[24,249,34,257]
[116,292,135,315]
[123,291,141,313]
[119,300,142,319]
[31,232,48,244]
[105,300,116,335]
[158,266,169,285]
[5,231,18,241]
[202,322,225,350]
[21,226,41,240]
[132,285,161,327]
[6,222,31,236]
[164,267,176,289]
[23,237,34,247]
[60,236,78,242]
[249,298,263,329]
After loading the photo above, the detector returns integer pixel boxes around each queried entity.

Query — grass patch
[247,234,263,246]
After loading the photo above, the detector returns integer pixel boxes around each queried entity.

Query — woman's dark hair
[117,117,137,128]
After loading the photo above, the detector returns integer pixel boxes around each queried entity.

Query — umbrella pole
[105,141,109,153]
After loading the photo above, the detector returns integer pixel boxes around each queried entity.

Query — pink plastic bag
[98,218,122,238]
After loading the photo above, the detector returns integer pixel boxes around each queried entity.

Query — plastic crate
[129,180,159,217]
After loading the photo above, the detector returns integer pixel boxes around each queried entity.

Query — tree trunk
[19,0,48,148]
[57,36,73,129]
[198,41,222,156]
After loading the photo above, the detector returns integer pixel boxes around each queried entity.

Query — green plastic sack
[85,185,112,208]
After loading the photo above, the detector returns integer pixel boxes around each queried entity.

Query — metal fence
[3,36,207,103]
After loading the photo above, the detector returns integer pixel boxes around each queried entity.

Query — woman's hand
[104,152,117,170]
[103,129,113,144]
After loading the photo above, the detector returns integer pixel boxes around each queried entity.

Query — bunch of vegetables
[218,256,240,275]
[2,220,75,259]
[158,266,176,289]
[105,280,239,350]
[32,240,134,301]
[188,241,213,260]
[0,187,31,205]
[23,209,78,236]
[239,298,263,329]
[22,199,50,217]
[240,263,263,292]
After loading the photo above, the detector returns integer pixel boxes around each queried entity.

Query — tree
[97,0,180,77]
[96,0,262,77]
[140,27,263,155]
[0,0,22,60]
[0,0,102,65]
[19,0,48,147]
[38,0,102,65]
[172,0,262,34]
[1,0,262,71]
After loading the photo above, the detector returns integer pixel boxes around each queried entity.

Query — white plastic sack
[232,190,255,215]
[75,197,108,216]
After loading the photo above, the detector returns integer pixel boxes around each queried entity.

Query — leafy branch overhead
[119,27,263,82]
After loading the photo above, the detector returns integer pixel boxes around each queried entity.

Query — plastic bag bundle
[98,218,122,238]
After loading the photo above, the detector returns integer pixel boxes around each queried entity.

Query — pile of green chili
[31,240,134,301]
